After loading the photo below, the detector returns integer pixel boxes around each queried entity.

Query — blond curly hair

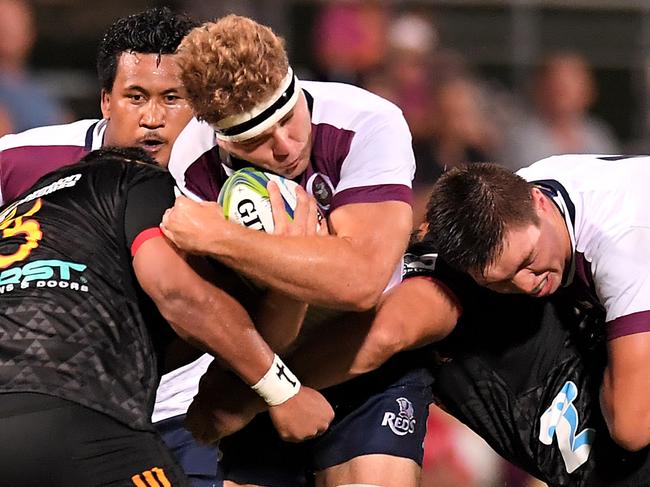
[177,15,290,125]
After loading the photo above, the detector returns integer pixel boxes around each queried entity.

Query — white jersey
[170,81,414,203]
[165,81,416,417]
[517,154,650,340]
[0,119,104,204]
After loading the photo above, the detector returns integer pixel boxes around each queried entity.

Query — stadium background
[1,0,644,485]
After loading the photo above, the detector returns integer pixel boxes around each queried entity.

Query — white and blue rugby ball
[218,167,299,233]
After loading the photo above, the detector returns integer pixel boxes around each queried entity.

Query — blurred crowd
[0,1,626,485]
[309,1,620,230]
[0,0,620,231]
[0,0,70,137]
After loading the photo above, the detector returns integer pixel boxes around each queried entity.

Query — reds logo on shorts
[381,397,416,436]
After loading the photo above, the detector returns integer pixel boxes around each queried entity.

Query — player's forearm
[287,310,385,390]
[288,278,460,391]
[600,365,650,451]
[157,284,275,386]
[208,226,399,310]
[254,290,308,354]
[134,239,283,389]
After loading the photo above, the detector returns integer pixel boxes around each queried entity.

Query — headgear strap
[213,68,300,142]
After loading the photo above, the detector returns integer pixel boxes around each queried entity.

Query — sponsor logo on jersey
[539,381,595,473]
[0,185,89,295]
[402,252,438,278]
[307,173,334,211]
[0,259,88,294]
[381,397,416,436]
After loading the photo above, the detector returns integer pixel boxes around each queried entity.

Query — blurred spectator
[420,406,503,487]
[414,75,497,183]
[362,12,506,226]
[501,52,619,170]
[421,406,546,487]
[0,104,13,137]
[0,0,68,132]
[181,0,257,21]
[364,10,438,139]
[312,0,388,84]
[411,73,500,226]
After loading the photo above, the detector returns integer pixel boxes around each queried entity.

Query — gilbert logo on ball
[218,167,299,233]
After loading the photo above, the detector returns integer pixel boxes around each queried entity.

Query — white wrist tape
[251,354,301,406]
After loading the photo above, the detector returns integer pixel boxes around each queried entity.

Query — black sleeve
[124,169,176,250]
[403,239,477,307]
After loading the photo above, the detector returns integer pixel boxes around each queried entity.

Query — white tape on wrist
[251,354,301,406]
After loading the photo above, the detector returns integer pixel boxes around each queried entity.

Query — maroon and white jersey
[517,154,650,340]
[0,119,105,204]
[162,81,416,421]
[169,80,415,212]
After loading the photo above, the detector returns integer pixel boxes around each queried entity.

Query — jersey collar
[90,119,108,151]
[533,179,577,287]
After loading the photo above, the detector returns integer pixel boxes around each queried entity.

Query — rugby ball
[218,167,299,233]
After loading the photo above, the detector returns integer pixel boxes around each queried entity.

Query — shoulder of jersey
[217,167,299,233]
[0,119,99,151]
[303,80,402,115]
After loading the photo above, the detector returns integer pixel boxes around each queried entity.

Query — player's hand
[268,386,334,442]
[185,366,265,444]
[268,181,328,237]
[160,196,226,254]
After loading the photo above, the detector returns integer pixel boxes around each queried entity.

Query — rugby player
[159,14,425,487]
[0,146,333,486]
[425,157,650,452]
[305,237,650,486]
[0,7,223,484]
[197,233,650,486]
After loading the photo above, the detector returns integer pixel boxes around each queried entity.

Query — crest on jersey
[306,173,334,211]
[381,396,416,436]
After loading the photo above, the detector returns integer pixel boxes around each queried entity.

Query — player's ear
[215,138,229,151]
[531,187,549,216]
[100,89,111,119]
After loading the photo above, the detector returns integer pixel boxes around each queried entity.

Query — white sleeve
[167,117,218,201]
[336,109,415,193]
[594,226,650,324]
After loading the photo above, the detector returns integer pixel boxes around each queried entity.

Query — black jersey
[405,241,650,486]
[0,157,176,431]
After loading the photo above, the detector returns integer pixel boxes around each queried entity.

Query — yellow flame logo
[0,199,43,268]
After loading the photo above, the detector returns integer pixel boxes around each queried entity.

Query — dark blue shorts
[156,414,223,487]
[220,351,434,487]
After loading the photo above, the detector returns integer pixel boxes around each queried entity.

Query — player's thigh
[315,454,420,487]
